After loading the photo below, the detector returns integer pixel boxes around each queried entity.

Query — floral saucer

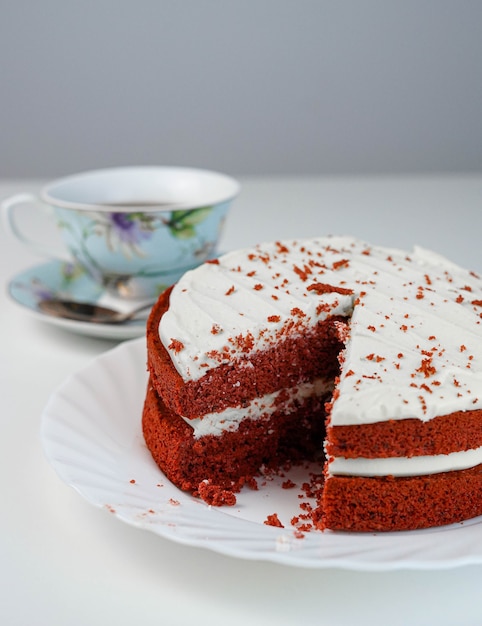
[8,260,150,340]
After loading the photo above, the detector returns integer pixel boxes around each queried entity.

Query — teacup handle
[1,193,71,262]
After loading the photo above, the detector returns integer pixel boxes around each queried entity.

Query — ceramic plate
[8,260,148,340]
[41,338,482,570]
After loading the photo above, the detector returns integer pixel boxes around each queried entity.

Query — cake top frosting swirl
[159,236,482,426]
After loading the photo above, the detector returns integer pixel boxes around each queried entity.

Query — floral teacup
[2,166,239,298]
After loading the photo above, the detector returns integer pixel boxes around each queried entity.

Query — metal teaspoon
[37,298,154,324]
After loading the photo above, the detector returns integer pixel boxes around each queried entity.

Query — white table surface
[2,175,482,626]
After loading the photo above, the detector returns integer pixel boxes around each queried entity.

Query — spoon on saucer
[37,299,154,324]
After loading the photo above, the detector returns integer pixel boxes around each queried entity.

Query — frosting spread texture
[159,236,482,433]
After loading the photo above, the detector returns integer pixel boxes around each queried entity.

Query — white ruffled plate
[41,338,482,570]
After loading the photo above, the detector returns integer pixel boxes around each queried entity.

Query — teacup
[2,166,240,299]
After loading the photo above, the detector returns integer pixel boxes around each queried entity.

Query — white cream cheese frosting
[159,236,482,433]
[328,446,482,478]
[183,378,333,438]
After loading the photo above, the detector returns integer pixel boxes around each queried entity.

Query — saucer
[8,260,149,340]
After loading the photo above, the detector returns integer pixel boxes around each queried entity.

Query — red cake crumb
[197,480,237,506]
[307,282,353,296]
[282,479,296,489]
[275,241,290,254]
[168,338,184,353]
[293,264,313,281]
[264,513,284,528]
[237,476,259,491]
[332,259,350,270]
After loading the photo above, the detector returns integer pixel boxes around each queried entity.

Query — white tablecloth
[2,175,482,626]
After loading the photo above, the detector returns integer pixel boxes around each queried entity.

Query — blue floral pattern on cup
[55,203,228,298]
[94,212,158,257]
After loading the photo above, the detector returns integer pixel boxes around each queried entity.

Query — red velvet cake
[142,236,482,532]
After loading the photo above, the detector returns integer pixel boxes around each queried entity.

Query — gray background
[1,0,481,178]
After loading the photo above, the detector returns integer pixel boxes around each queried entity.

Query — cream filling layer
[182,378,333,439]
[328,445,482,477]
[183,377,482,478]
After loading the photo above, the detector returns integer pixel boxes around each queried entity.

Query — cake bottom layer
[316,465,482,532]
[143,378,482,532]
[142,377,328,495]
